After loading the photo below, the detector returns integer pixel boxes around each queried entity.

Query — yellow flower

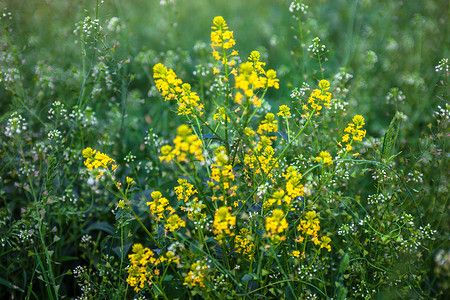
[126,176,135,185]
[159,125,204,164]
[265,209,288,243]
[82,147,117,175]
[277,105,291,117]
[235,228,254,259]
[126,243,158,292]
[165,214,186,232]
[213,206,236,241]
[315,151,333,165]
[184,261,208,288]
[257,112,278,135]
[340,115,366,152]
[320,236,332,252]
[153,63,204,117]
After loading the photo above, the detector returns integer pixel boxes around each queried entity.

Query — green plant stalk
[34,246,55,300]
[130,209,161,248]
[38,212,59,299]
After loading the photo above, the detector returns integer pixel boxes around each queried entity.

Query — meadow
[0,0,449,299]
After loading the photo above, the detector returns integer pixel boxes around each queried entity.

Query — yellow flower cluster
[277,105,291,117]
[153,63,204,117]
[82,147,117,177]
[211,16,237,65]
[126,243,157,292]
[208,146,236,201]
[301,79,332,117]
[257,113,278,135]
[283,166,304,200]
[213,206,236,241]
[265,209,288,244]
[213,106,230,123]
[339,115,366,152]
[165,213,186,232]
[159,124,204,163]
[146,191,174,221]
[183,261,208,288]
[235,228,254,259]
[315,151,333,165]
[264,189,291,210]
[174,178,197,202]
[126,244,180,292]
[244,143,278,180]
[234,51,279,107]
[175,179,206,222]
[297,211,331,252]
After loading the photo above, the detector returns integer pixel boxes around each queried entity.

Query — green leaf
[201,134,220,140]
[86,221,115,235]
[339,253,350,273]
[0,277,24,292]
[277,131,289,142]
[381,113,400,160]
[241,274,254,282]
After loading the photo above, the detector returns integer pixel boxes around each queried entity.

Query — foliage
[0,0,448,299]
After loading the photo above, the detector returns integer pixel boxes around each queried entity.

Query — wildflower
[126,244,157,292]
[277,105,291,117]
[159,125,204,163]
[291,250,301,258]
[233,51,279,107]
[82,147,117,176]
[244,145,278,180]
[174,179,197,202]
[264,189,291,210]
[265,209,288,243]
[315,151,333,165]
[257,113,278,135]
[435,58,449,73]
[308,37,326,55]
[235,228,254,259]
[165,214,186,232]
[297,211,320,240]
[146,191,173,221]
[153,63,204,117]
[213,206,236,241]
[320,236,332,252]
[283,166,304,199]
[159,145,175,162]
[339,115,366,152]
[211,16,236,64]
[213,106,230,123]
[209,146,235,192]
[126,176,135,185]
[301,80,332,117]
[118,200,126,209]
[184,261,208,288]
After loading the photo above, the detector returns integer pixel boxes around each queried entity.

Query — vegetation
[0,0,448,299]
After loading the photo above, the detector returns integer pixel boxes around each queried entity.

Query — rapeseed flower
[82,147,117,178]
[315,151,333,165]
[265,209,288,243]
[213,206,236,241]
[153,63,204,117]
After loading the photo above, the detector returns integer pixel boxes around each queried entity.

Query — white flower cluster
[435,58,449,73]
[289,1,308,14]
[5,112,27,137]
[385,87,406,105]
[308,37,326,55]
